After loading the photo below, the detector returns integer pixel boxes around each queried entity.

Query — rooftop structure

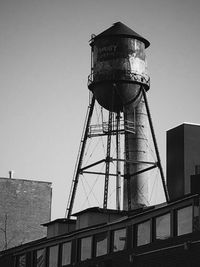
[167,123,200,200]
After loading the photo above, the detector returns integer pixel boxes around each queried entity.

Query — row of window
[17,243,71,267]
[80,228,126,262]
[16,204,198,267]
[17,228,126,267]
[137,205,194,246]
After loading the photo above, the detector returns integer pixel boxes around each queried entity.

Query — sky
[0,0,200,220]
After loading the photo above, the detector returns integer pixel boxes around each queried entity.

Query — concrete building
[167,123,200,200]
[0,176,52,250]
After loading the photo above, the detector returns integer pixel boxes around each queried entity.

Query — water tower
[66,22,169,218]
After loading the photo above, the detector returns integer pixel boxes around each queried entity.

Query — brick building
[0,177,52,250]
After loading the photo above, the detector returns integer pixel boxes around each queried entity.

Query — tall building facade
[167,123,200,200]
[0,177,52,250]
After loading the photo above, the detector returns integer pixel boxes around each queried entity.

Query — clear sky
[0,0,200,220]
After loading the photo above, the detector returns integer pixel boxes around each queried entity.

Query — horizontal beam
[82,171,123,177]
[112,158,158,166]
[80,159,105,172]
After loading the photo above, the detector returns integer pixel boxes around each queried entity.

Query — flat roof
[42,218,76,226]
[72,207,128,216]
[167,122,200,132]
[0,176,52,185]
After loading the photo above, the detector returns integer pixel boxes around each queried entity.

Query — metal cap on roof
[42,218,76,226]
[72,207,128,216]
[93,22,150,48]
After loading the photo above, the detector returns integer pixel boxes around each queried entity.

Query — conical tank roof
[93,22,150,48]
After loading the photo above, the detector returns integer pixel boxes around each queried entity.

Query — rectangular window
[61,242,72,266]
[80,236,92,261]
[177,206,193,236]
[48,245,59,267]
[95,232,108,257]
[193,203,200,232]
[137,220,151,246]
[112,228,126,252]
[36,249,46,267]
[18,254,26,267]
[155,213,171,240]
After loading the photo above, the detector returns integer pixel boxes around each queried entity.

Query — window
[112,228,126,252]
[137,220,151,246]
[18,254,26,267]
[177,206,193,236]
[193,203,200,232]
[95,232,108,257]
[36,249,46,267]
[61,242,72,266]
[48,245,59,267]
[155,213,171,240]
[80,236,92,261]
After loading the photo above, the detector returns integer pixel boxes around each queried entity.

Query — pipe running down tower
[66,22,169,218]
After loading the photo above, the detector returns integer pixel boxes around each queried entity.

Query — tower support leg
[103,112,113,209]
[116,112,121,210]
[66,95,95,218]
[142,87,170,203]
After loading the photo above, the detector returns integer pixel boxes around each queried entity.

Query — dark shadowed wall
[167,123,200,200]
